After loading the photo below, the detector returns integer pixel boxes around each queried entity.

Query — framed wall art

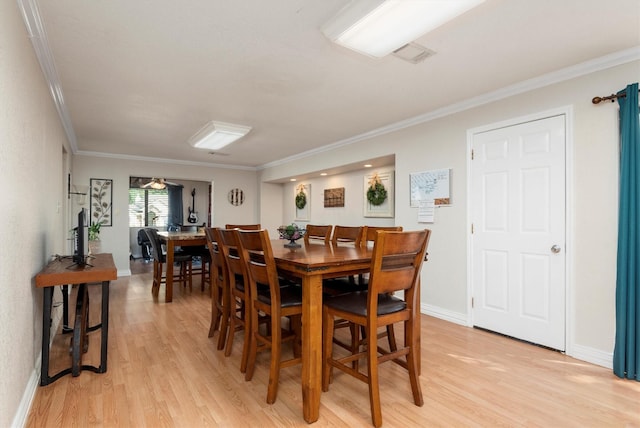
[364,171,394,218]
[324,187,345,208]
[295,183,310,221]
[90,178,113,226]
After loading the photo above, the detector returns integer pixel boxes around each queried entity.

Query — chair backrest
[367,230,431,308]
[331,225,365,247]
[363,226,403,247]
[217,228,247,292]
[205,227,227,284]
[225,224,261,230]
[236,229,282,309]
[144,228,164,263]
[304,224,333,244]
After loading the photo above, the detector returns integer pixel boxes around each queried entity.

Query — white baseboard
[421,303,468,326]
[568,344,613,369]
[12,369,39,428]
[118,269,131,276]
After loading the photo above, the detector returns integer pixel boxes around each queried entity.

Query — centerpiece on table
[277,223,306,248]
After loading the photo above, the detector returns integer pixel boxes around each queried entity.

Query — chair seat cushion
[322,277,368,296]
[324,291,406,316]
[257,285,302,308]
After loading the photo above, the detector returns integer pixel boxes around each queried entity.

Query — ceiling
[29,0,640,171]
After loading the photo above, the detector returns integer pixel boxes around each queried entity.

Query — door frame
[466,105,575,355]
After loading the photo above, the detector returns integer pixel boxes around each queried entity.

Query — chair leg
[244,305,260,382]
[406,320,423,407]
[366,324,383,428]
[266,313,282,404]
[208,280,221,338]
[216,287,230,350]
[224,299,239,357]
[239,302,251,374]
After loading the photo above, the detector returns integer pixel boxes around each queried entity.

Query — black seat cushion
[256,284,302,308]
[322,277,368,296]
[324,291,406,316]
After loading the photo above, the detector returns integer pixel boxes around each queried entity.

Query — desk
[270,241,372,423]
[157,231,206,302]
[35,253,117,386]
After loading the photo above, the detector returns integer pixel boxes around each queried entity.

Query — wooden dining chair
[303,224,333,244]
[359,226,403,352]
[322,229,431,428]
[331,225,365,246]
[225,223,261,230]
[143,228,192,296]
[237,229,302,404]
[205,227,230,350]
[323,225,367,296]
[217,228,252,372]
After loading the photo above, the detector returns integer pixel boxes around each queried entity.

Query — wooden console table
[35,253,117,386]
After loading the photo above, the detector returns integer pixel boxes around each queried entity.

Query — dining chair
[303,224,333,244]
[322,229,431,428]
[205,227,230,350]
[359,226,404,352]
[217,228,252,372]
[323,225,367,296]
[175,225,211,292]
[331,225,365,247]
[225,223,261,230]
[144,228,193,296]
[237,229,302,404]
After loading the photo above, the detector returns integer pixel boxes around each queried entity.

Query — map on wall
[410,168,451,207]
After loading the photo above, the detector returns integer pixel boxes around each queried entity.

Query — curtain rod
[592,89,640,105]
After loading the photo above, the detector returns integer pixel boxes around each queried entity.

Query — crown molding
[75,151,257,171]
[259,45,640,170]
[17,0,78,153]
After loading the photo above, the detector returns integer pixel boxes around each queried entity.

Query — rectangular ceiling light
[321,0,485,58]
[188,121,252,150]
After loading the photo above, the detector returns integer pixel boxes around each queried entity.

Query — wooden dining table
[270,240,373,423]
[157,230,207,302]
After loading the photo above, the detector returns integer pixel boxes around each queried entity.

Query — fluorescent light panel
[188,121,252,150]
[322,0,485,58]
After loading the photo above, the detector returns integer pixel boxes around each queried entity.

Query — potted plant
[88,222,101,254]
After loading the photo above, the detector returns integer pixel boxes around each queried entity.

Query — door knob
[551,245,561,254]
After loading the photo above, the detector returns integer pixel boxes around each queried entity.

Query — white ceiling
[30,0,640,170]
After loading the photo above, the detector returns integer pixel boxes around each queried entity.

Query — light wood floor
[26,260,640,427]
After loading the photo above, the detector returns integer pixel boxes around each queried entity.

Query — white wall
[1,2,72,426]
[72,155,259,274]
[261,60,640,365]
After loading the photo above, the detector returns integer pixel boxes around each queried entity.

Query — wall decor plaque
[324,187,345,208]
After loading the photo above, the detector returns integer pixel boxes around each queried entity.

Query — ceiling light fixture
[321,0,485,58]
[188,121,252,151]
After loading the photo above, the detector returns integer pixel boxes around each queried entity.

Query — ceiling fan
[141,178,178,189]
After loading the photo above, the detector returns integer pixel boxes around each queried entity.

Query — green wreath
[295,191,307,209]
[367,182,387,206]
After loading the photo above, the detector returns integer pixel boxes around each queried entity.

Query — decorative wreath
[295,190,307,209]
[367,180,387,206]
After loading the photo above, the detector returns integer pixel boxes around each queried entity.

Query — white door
[471,114,566,351]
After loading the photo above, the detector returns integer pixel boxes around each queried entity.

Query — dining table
[270,240,374,423]
[157,230,207,302]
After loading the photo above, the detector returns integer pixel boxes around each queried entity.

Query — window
[128,188,169,227]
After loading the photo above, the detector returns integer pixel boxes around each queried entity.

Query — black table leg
[40,287,53,386]
[99,280,110,372]
[62,284,72,333]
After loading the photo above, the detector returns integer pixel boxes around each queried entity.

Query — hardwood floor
[26,259,640,427]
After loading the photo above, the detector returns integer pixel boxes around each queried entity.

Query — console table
[35,253,117,386]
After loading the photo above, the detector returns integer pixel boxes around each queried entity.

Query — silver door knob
[551,245,561,254]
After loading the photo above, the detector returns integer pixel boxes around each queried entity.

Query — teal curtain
[614,82,640,380]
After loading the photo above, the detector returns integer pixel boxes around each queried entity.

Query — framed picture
[410,168,451,207]
[295,183,310,221]
[324,187,345,208]
[364,171,394,218]
[90,178,113,226]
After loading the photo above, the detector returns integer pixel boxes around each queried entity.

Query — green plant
[88,222,101,241]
